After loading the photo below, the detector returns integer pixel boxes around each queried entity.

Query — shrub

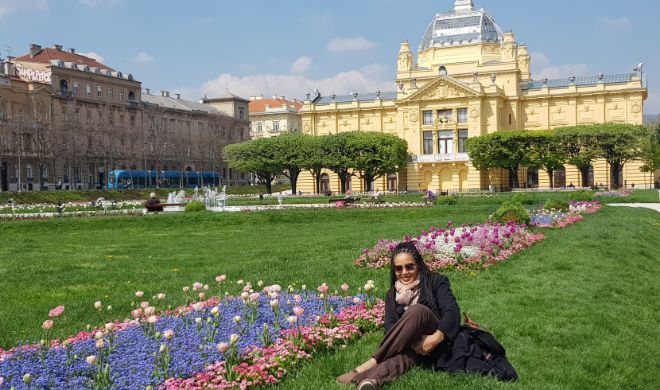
[543,199,569,211]
[568,190,593,201]
[185,201,206,212]
[490,201,530,225]
[511,192,535,205]
[435,195,458,205]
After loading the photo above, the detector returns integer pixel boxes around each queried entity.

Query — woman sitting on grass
[337,241,517,389]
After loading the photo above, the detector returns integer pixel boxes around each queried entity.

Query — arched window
[387,174,398,192]
[553,167,566,188]
[526,168,539,188]
[60,79,68,96]
[128,91,136,101]
[320,173,330,194]
[439,66,448,76]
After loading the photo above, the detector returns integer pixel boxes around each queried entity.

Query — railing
[411,153,470,163]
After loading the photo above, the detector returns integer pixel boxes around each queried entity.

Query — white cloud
[530,52,590,80]
[600,16,631,29]
[187,63,393,102]
[78,51,105,63]
[134,52,154,63]
[327,37,376,52]
[0,0,47,19]
[290,56,312,74]
[79,0,120,6]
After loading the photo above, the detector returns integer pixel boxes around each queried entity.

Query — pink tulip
[293,306,304,316]
[317,283,329,294]
[193,282,203,291]
[48,305,64,318]
[215,275,227,283]
[131,308,143,318]
[163,329,174,340]
[341,283,349,292]
[135,291,144,298]
[42,320,54,330]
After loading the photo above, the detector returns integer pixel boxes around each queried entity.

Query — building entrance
[1,162,8,192]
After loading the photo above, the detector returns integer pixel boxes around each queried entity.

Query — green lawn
[0,199,658,388]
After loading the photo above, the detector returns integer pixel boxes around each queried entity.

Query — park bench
[145,203,185,213]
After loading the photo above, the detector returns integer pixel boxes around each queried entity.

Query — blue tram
[107,170,221,189]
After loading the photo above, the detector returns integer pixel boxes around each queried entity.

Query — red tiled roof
[13,48,114,71]
[249,98,303,114]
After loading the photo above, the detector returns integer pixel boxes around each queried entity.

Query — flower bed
[355,221,544,271]
[569,200,601,214]
[594,189,633,197]
[0,208,146,221]
[528,209,584,228]
[0,280,383,389]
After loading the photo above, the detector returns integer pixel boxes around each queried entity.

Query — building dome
[419,0,504,51]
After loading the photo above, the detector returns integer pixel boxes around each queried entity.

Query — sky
[1,0,659,114]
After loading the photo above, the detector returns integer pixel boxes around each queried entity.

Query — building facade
[0,44,249,192]
[299,0,651,193]
[248,95,303,139]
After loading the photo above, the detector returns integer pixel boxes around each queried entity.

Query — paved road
[608,203,660,212]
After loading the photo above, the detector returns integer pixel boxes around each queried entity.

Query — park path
[607,203,660,213]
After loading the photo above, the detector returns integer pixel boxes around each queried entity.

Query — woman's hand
[413,330,445,356]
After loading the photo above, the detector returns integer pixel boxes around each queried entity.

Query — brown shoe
[357,379,378,390]
[336,370,358,385]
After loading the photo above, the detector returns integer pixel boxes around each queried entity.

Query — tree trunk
[508,167,519,189]
[610,162,623,189]
[339,173,347,193]
[288,168,300,194]
[578,166,590,188]
[546,168,554,188]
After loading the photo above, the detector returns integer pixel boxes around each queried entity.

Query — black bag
[442,315,518,381]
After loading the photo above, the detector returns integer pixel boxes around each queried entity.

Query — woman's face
[393,252,419,286]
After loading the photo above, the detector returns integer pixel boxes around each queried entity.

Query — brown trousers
[352,304,440,385]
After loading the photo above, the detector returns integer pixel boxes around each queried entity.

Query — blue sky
[1,0,658,113]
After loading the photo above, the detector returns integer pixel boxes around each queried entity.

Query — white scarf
[395,278,421,308]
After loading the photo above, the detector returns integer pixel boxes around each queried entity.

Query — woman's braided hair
[386,241,440,317]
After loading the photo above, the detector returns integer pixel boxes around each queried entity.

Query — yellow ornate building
[299,0,650,193]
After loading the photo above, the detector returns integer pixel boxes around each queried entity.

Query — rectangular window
[458,129,468,153]
[108,88,113,99]
[119,90,124,101]
[438,130,453,154]
[86,112,91,125]
[42,167,48,179]
[458,108,468,123]
[239,107,245,119]
[97,86,102,97]
[257,122,263,132]
[86,84,92,96]
[423,110,433,125]
[26,164,33,179]
[272,121,279,132]
[73,82,79,96]
[437,109,452,122]
[423,131,434,154]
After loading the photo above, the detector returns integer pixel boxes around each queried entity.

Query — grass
[0,197,658,388]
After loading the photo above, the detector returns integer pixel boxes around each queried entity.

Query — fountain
[164,190,186,212]
[204,185,227,211]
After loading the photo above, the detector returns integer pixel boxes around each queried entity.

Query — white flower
[94,301,103,310]
[86,355,97,365]
[233,315,241,323]
[210,307,219,316]
[163,329,174,340]
[287,315,298,325]
[95,339,105,349]
[230,333,239,344]
[104,323,115,332]
[159,343,167,353]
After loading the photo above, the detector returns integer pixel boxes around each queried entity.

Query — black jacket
[384,272,461,369]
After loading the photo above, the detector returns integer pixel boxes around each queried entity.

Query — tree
[350,132,408,191]
[300,135,328,194]
[526,130,566,188]
[466,131,533,189]
[590,124,647,188]
[639,126,660,188]
[268,133,309,194]
[223,138,282,194]
[554,126,599,188]
[324,132,360,193]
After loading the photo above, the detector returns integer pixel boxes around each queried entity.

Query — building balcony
[411,153,470,163]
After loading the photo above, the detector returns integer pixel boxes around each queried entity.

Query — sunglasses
[394,263,417,273]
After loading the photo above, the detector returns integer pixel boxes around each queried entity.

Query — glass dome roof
[419,1,504,51]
